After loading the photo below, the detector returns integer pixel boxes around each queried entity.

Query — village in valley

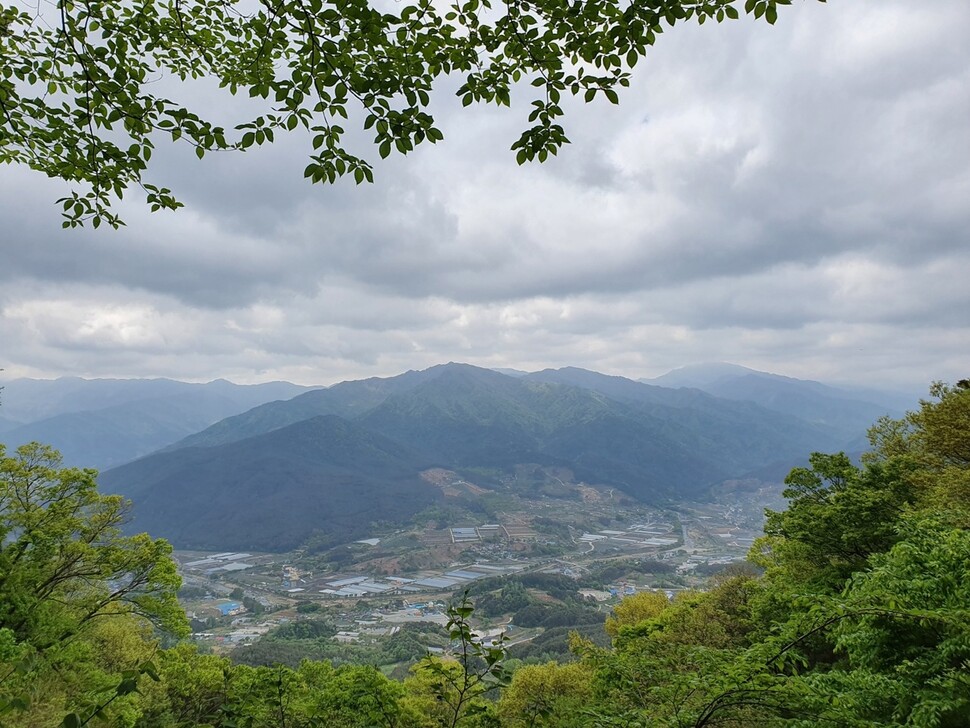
[175,466,778,670]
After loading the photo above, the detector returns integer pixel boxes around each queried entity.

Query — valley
[172,465,778,671]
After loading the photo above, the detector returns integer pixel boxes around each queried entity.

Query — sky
[1,0,968,394]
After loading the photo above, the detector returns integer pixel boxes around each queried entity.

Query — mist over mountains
[643,362,912,448]
[69,362,908,551]
[0,377,316,469]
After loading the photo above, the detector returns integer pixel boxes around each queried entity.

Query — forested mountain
[101,363,864,550]
[0,377,314,468]
[524,367,844,472]
[100,415,438,550]
[169,366,442,450]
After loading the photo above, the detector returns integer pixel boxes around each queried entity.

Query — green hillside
[170,366,444,450]
[100,415,439,550]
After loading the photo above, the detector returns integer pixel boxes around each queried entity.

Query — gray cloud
[2,0,968,393]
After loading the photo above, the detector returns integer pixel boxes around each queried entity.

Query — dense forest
[1,381,967,726]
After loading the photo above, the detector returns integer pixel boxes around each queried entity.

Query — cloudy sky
[2,0,968,394]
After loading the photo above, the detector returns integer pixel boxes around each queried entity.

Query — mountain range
[643,363,913,449]
[84,363,911,551]
[0,377,315,469]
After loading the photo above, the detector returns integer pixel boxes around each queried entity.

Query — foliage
[867,380,970,510]
[512,602,602,629]
[1,0,817,224]
[473,580,531,619]
[589,558,675,584]
[813,515,970,726]
[231,638,343,669]
[137,644,230,726]
[177,584,208,599]
[0,443,186,643]
[0,441,184,723]
[415,593,509,727]
[565,380,970,726]
[271,618,338,642]
[603,589,669,639]
[497,662,593,727]
[759,452,916,590]
[506,622,609,664]
[236,618,449,672]
[646,575,758,650]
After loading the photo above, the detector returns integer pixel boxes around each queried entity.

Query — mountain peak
[644,362,760,388]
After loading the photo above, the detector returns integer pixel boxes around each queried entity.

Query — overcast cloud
[1,0,968,393]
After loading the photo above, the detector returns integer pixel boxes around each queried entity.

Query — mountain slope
[4,394,235,470]
[169,366,447,450]
[645,362,759,389]
[643,363,906,438]
[348,364,846,498]
[100,415,439,551]
[524,367,846,472]
[0,415,19,436]
[0,376,311,423]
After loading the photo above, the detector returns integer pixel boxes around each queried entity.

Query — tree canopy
[0,443,184,724]
[573,381,970,726]
[0,0,822,227]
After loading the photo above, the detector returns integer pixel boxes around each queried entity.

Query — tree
[756,452,917,594]
[302,662,411,728]
[0,443,186,644]
[567,381,970,727]
[137,644,231,726]
[0,0,821,227]
[603,589,669,639]
[808,515,970,726]
[496,661,592,727]
[0,442,185,723]
[867,380,970,510]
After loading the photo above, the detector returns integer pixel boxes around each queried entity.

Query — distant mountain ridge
[642,362,908,440]
[96,362,897,551]
[0,377,316,469]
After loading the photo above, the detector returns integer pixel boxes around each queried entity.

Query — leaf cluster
[0,0,821,225]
